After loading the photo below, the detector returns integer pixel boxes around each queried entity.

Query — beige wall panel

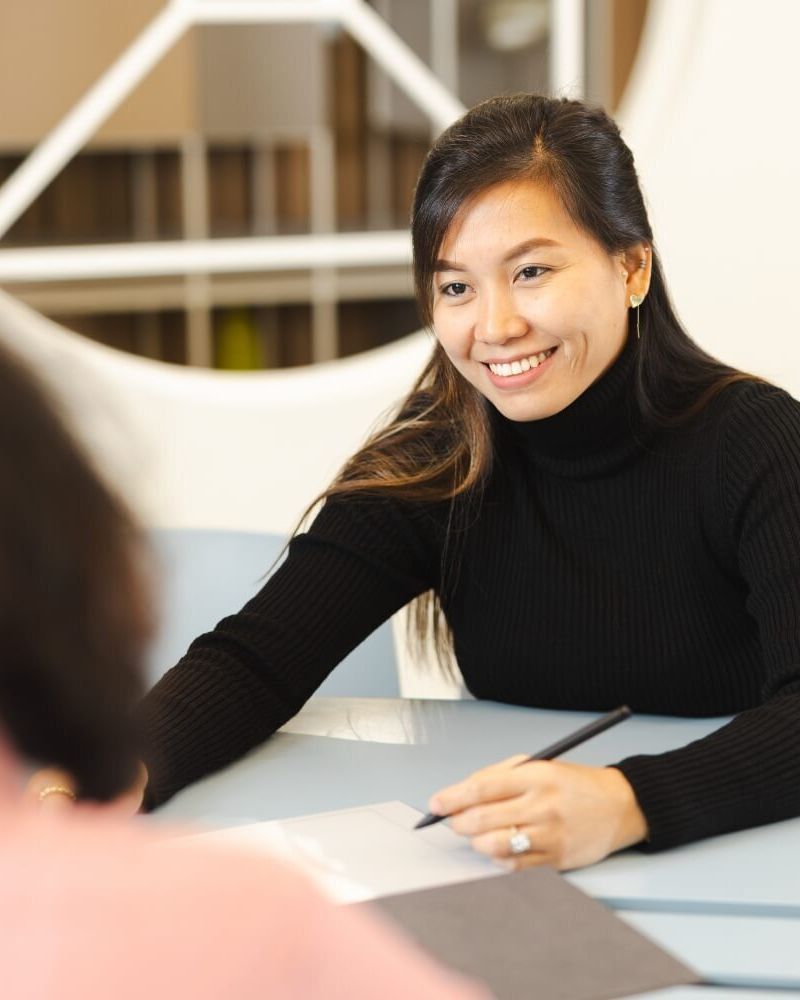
[198,24,325,139]
[0,0,196,150]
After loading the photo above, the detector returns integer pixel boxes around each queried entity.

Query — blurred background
[2,0,798,692]
[0,0,647,370]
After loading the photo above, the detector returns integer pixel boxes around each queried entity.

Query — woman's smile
[483,346,559,389]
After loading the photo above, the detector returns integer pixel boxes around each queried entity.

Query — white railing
[0,231,412,282]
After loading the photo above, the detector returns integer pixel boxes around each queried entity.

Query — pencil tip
[414,813,439,829]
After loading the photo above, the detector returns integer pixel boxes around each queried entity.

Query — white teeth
[487,348,555,377]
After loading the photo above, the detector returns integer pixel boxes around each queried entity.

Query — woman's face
[432,178,646,422]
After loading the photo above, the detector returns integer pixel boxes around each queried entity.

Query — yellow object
[215,308,263,370]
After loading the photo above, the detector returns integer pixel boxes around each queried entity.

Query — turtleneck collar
[494,334,648,478]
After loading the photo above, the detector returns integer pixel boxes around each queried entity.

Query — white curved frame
[0,0,585,696]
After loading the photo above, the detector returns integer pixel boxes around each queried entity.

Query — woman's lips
[483,346,558,389]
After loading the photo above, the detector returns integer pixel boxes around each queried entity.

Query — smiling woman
[140,94,800,874]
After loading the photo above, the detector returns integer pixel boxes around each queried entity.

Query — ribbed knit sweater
[141,336,800,851]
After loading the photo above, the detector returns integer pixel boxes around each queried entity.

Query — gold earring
[630,293,644,340]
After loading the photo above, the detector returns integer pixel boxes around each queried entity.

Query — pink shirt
[0,772,487,1000]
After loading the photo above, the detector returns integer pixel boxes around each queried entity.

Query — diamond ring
[508,825,532,856]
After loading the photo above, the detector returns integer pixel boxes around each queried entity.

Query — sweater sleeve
[616,384,800,850]
[139,495,439,809]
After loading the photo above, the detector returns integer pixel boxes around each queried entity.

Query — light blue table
[620,911,800,991]
[155,697,729,828]
[631,990,799,999]
[155,697,800,994]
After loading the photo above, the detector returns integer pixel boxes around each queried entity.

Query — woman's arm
[140,495,439,809]
[434,384,800,864]
[614,385,800,849]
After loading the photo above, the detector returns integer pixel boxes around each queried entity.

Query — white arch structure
[0,0,587,694]
[0,0,479,538]
[0,286,452,695]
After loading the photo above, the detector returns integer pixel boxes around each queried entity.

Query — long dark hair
[0,340,154,800]
[311,94,757,657]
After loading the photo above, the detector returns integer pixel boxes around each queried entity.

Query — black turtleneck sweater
[141,337,800,851]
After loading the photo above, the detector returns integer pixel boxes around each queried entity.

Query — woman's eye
[518,265,547,281]
[441,281,469,297]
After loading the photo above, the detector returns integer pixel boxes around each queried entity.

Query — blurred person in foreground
[0,339,486,1000]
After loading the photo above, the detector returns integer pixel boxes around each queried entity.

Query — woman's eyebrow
[434,237,563,272]
[502,237,562,262]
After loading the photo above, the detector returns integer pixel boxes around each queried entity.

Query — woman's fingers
[432,759,649,872]
[446,791,543,836]
[470,823,547,859]
[25,768,78,812]
[429,754,532,816]
[105,762,148,816]
[24,761,148,817]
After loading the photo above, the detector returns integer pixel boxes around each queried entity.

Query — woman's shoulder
[690,378,800,515]
[696,377,800,450]
[717,376,799,410]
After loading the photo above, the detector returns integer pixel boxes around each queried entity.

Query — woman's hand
[429,756,648,871]
[25,762,148,817]
[25,767,78,814]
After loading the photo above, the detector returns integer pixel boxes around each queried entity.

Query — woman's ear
[621,242,652,301]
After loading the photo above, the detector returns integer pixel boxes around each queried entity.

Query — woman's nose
[476,291,529,343]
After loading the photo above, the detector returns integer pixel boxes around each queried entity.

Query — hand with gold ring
[25,768,78,813]
[24,762,149,816]
[428,755,648,871]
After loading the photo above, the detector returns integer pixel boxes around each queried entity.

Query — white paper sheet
[190,801,503,902]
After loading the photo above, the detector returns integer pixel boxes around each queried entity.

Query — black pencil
[414,705,632,830]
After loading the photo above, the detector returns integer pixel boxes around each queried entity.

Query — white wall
[618,0,800,395]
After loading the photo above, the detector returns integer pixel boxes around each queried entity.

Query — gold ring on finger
[38,785,77,802]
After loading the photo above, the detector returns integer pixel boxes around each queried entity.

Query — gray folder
[364,866,700,999]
